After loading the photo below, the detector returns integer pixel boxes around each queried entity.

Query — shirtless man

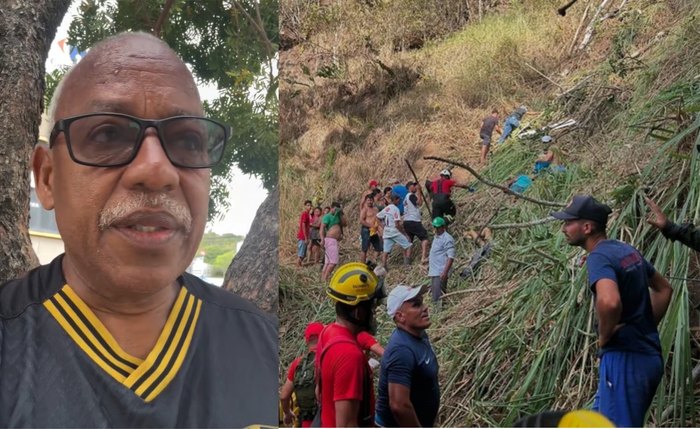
[360,195,383,263]
[321,202,347,281]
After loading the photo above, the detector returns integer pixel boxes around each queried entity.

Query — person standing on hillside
[280,321,325,427]
[321,202,347,281]
[377,194,413,270]
[403,182,430,265]
[297,200,313,267]
[428,217,455,311]
[645,197,700,251]
[375,285,439,428]
[426,169,470,224]
[309,206,323,265]
[497,105,527,144]
[360,194,383,264]
[552,195,673,427]
[317,263,383,427]
[479,109,502,164]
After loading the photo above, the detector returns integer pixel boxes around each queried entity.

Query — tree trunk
[223,187,278,314]
[0,0,71,285]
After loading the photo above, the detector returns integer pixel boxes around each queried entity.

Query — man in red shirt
[427,169,470,223]
[280,321,325,427]
[317,262,385,427]
[297,200,313,267]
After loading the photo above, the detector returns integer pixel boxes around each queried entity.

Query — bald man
[0,32,276,427]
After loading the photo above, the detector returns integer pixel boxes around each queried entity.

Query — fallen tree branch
[489,217,558,230]
[423,156,566,208]
[524,62,564,90]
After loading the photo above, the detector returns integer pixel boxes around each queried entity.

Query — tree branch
[153,0,175,38]
[423,156,566,208]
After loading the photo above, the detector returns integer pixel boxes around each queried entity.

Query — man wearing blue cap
[552,195,673,427]
[375,285,439,427]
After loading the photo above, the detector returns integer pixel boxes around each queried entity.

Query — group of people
[284,188,699,428]
[297,171,474,307]
[281,264,440,428]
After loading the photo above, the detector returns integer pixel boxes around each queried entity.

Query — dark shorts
[403,221,428,242]
[361,226,382,252]
[480,133,492,147]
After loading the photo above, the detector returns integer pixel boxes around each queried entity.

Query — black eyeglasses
[49,112,230,168]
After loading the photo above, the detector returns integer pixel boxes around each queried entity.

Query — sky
[46,2,268,237]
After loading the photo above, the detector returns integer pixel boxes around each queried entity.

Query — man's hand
[283,410,295,426]
[598,323,625,348]
[440,272,448,283]
[645,197,668,230]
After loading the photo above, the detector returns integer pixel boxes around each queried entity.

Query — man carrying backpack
[316,262,385,427]
[280,321,325,427]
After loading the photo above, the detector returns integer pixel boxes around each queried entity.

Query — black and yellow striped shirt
[0,255,277,427]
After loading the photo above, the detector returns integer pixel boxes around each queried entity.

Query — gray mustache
[98,193,192,233]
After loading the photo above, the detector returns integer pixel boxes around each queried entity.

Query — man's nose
[120,128,179,192]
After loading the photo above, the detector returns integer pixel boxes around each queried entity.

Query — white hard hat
[440,169,451,178]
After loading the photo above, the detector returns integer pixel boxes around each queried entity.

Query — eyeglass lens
[67,115,226,167]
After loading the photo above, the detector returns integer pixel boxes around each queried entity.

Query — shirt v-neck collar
[43,282,202,402]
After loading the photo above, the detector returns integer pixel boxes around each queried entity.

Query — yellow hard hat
[327,262,379,305]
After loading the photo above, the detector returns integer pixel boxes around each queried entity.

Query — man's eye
[172,134,206,152]
[89,124,126,144]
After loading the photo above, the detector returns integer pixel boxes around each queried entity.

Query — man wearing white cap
[375,285,439,427]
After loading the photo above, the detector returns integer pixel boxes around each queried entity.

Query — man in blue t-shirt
[552,195,673,427]
[375,285,439,427]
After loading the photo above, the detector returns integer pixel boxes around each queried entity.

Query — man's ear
[32,145,55,210]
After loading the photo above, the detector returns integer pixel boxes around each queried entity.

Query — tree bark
[223,187,278,314]
[0,0,71,285]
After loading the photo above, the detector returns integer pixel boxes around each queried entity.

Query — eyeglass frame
[48,112,231,169]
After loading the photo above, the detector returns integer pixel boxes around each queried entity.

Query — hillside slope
[279,0,700,426]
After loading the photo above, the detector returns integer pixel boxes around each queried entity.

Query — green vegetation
[280,0,700,426]
[198,232,244,277]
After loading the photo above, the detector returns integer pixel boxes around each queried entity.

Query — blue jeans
[592,351,663,427]
[497,115,520,144]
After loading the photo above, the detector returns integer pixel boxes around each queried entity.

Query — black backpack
[293,350,318,421]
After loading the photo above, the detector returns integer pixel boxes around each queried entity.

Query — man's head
[440,169,451,179]
[383,187,392,198]
[330,201,341,214]
[33,32,218,296]
[387,285,430,333]
[491,109,499,117]
[432,216,447,234]
[323,206,331,215]
[406,181,417,193]
[391,193,401,205]
[304,199,312,211]
[364,194,374,208]
[328,262,382,333]
[551,195,611,248]
[304,321,324,348]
